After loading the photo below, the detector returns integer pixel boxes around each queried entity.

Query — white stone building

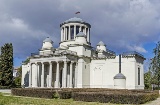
[22,17,145,89]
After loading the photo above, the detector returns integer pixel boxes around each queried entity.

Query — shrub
[58,90,72,99]
[11,88,56,99]
[72,91,159,104]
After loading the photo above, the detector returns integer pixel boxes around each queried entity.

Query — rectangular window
[138,68,140,85]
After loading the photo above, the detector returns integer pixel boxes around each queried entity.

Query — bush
[58,90,72,99]
[11,88,56,99]
[72,91,159,104]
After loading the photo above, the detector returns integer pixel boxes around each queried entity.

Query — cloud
[0,0,160,61]
[127,45,147,53]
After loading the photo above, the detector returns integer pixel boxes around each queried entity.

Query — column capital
[70,61,75,64]
[49,62,52,65]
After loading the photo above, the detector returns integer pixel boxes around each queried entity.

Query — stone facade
[21,17,145,89]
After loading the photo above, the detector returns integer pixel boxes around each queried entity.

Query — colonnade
[29,61,77,88]
[61,24,90,42]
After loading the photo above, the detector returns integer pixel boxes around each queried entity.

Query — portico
[29,60,77,88]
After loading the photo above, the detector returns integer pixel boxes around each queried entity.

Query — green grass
[0,92,120,105]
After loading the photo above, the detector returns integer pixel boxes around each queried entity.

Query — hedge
[11,88,56,99]
[11,88,159,104]
[72,91,159,104]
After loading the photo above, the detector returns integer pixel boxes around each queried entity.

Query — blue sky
[0,0,160,71]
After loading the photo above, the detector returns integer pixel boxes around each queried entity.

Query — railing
[30,49,77,58]
[122,51,144,58]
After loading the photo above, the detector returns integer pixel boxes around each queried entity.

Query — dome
[114,73,126,79]
[43,37,53,43]
[76,32,86,37]
[65,17,84,23]
[97,41,106,46]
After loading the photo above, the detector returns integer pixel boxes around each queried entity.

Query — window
[138,68,140,85]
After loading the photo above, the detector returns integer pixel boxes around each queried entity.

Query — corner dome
[114,73,126,79]
[43,37,53,44]
[76,32,86,37]
[65,17,84,23]
[97,41,106,46]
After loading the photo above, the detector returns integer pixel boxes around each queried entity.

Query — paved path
[0,89,11,93]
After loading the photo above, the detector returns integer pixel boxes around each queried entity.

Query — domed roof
[76,32,86,37]
[65,17,84,23]
[97,41,106,46]
[114,73,126,79]
[60,17,91,28]
[43,37,53,43]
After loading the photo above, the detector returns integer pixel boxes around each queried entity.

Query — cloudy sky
[0,0,160,70]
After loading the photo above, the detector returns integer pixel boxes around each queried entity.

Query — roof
[97,41,106,46]
[122,51,145,59]
[60,17,91,28]
[114,73,126,79]
[76,32,86,37]
[65,17,84,23]
[43,37,53,43]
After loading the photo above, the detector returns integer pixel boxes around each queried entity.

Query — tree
[144,71,152,89]
[14,66,22,87]
[150,41,160,88]
[0,43,13,87]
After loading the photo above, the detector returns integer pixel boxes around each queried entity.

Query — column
[88,28,90,42]
[62,61,67,88]
[41,62,44,87]
[55,62,59,88]
[84,27,86,35]
[74,63,78,88]
[66,27,68,40]
[63,27,66,40]
[29,63,32,87]
[49,62,52,87]
[69,62,73,88]
[68,26,71,40]
[35,62,38,87]
[37,63,40,87]
[65,27,68,40]
[61,28,63,41]
[74,25,76,39]
[79,26,82,32]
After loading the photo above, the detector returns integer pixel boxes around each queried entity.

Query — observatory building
[22,17,145,89]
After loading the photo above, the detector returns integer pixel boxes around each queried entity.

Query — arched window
[138,67,140,85]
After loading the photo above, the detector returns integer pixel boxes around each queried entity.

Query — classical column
[62,61,67,88]
[29,63,32,87]
[55,61,59,88]
[74,63,78,88]
[66,27,68,40]
[61,28,63,41]
[84,27,86,35]
[49,62,52,87]
[41,62,44,87]
[68,26,71,40]
[37,63,40,87]
[79,26,82,32]
[88,28,90,42]
[69,62,73,88]
[74,25,76,39]
[63,27,66,40]
[35,62,38,87]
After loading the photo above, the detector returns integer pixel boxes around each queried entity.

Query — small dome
[76,32,86,37]
[65,17,84,23]
[97,41,106,46]
[114,73,126,79]
[43,37,53,43]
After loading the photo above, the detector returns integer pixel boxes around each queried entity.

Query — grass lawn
[0,93,120,105]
